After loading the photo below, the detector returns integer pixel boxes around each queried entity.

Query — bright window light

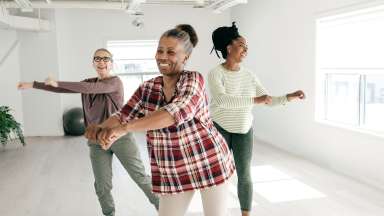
[251,165,291,182]
[251,165,326,203]
[364,75,384,131]
[182,165,327,213]
[107,40,159,100]
[254,179,326,203]
[316,4,384,135]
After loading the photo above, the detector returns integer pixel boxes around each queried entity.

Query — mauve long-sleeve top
[33,76,124,126]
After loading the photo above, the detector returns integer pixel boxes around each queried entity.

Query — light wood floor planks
[1,134,383,216]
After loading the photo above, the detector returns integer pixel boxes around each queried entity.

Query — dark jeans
[214,122,253,212]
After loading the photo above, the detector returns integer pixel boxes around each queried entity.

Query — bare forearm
[123,109,175,132]
[96,110,175,150]
[99,115,122,128]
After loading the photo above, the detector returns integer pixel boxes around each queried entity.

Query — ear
[227,44,232,54]
[183,55,189,64]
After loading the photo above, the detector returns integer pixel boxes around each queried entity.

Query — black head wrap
[211,22,241,59]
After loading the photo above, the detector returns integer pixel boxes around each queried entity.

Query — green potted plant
[0,106,25,147]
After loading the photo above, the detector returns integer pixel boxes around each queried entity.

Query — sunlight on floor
[129,136,327,212]
[186,165,327,214]
[188,165,326,215]
[252,165,326,203]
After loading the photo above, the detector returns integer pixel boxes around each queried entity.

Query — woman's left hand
[287,90,306,101]
[98,125,126,150]
[44,76,58,87]
[84,124,102,141]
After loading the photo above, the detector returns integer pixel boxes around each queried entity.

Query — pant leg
[213,122,232,149]
[89,142,115,216]
[158,191,194,216]
[201,181,230,216]
[111,133,159,210]
[232,128,254,211]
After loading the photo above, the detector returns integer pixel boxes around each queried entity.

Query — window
[363,75,384,131]
[316,4,384,135]
[107,40,159,101]
[325,73,360,125]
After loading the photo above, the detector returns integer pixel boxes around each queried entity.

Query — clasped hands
[85,124,126,150]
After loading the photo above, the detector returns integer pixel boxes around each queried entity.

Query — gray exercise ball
[63,107,85,136]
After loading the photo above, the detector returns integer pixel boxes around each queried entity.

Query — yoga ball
[63,107,85,136]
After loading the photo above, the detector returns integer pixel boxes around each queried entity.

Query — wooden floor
[1,134,383,216]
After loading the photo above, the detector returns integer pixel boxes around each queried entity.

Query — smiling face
[226,36,248,63]
[155,36,188,77]
[92,50,113,78]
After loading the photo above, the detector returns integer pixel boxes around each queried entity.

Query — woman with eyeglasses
[85,25,235,216]
[17,48,159,216]
[208,22,305,216]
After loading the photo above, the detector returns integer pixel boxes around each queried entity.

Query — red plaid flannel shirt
[118,71,235,194]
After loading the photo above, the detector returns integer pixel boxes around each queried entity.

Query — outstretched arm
[121,109,174,131]
[17,81,76,93]
[46,76,121,94]
[254,78,289,106]
[17,82,33,90]
[97,109,174,149]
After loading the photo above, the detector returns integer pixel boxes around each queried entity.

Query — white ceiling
[2,0,218,10]
[0,0,247,31]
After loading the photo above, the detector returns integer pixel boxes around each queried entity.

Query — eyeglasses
[93,56,112,62]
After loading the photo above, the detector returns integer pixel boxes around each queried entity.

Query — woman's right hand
[254,95,272,105]
[85,124,102,142]
[98,125,127,150]
[17,82,33,90]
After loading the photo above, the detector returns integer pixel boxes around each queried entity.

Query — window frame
[315,5,384,137]
[107,40,160,100]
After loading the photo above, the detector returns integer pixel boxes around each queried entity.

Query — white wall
[0,29,23,124]
[14,6,229,136]
[18,11,63,136]
[232,0,384,190]
[54,6,230,111]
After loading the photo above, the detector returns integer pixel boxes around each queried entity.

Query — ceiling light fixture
[209,0,247,14]
[125,0,145,15]
[14,0,33,12]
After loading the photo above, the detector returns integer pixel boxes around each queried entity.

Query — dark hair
[161,24,198,55]
[211,22,241,59]
[175,24,199,47]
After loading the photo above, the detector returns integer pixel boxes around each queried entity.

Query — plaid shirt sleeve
[163,72,205,126]
[115,85,144,123]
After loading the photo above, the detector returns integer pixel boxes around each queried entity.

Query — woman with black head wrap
[208,22,306,216]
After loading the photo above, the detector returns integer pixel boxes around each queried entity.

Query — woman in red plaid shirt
[85,24,235,216]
